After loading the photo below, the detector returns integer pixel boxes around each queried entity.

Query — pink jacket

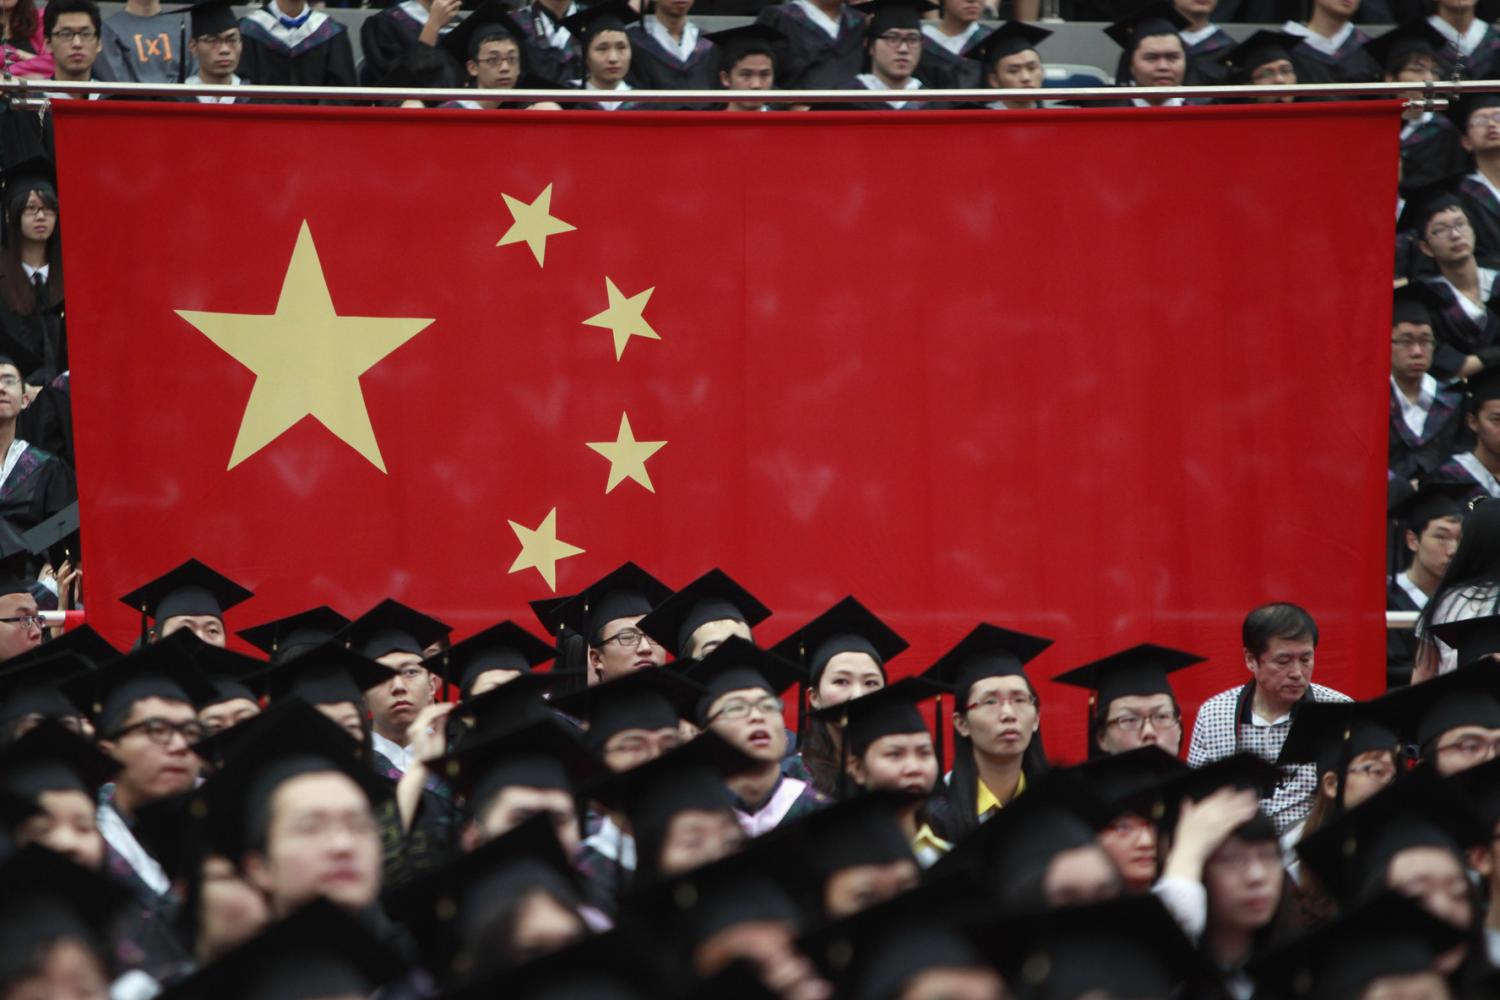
[3,16,55,79]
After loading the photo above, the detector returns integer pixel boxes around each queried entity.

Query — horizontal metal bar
[6,75,1489,106]
[1388,611,1420,630]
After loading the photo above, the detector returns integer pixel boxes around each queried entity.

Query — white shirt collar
[1281,19,1353,57]
[0,439,27,488]
[532,1,578,48]
[644,16,698,62]
[1397,570,1431,610]
[20,262,48,281]
[921,20,979,55]
[1438,267,1498,321]
[1428,13,1487,56]
[856,73,922,107]
[185,73,244,102]
[1474,169,1500,208]
[793,0,842,40]
[1179,24,1218,46]
[1131,96,1186,107]
[370,730,414,773]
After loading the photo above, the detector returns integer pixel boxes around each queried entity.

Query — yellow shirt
[911,822,953,867]
[977,770,1026,817]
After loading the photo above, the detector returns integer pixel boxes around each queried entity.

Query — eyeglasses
[1471,111,1500,129]
[710,695,782,722]
[1347,762,1397,782]
[196,31,241,45]
[1435,734,1500,762]
[112,717,205,745]
[966,692,1037,712]
[876,31,922,48]
[50,28,98,42]
[1105,710,1180,734]
[1392,335,1436,349]
[1427,220,1472,239]
[20,204,55,218]
[0,613,45,628]
[391,666,428,682]
[477,53,520,67]
[599,628,653,649]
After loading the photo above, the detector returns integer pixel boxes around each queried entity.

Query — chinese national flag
[54,102,1398,758]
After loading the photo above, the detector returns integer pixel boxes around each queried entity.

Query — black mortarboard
[118,558,254,630]
[1103,1,1189,51]
[807,676,941,757]
[445,671,567,744]
[339,598,450,660]
[432,716,602,813]
[20,500,78,568]
[442,931,658,1000]
[1390,480,1471,535]
[768,596,907,686]
[0,718,117,804]
[1450,752,1500,830]
[1465,364,1500,413]
[1065,745,1188,823]
[387,812,586,981]
[920,623,1053,705]
[559,0,640,46]
[246,641,394,707]
[1371,655,1500,749]
[439,620,555,698]
[531,595,574,638]
[160,629,265,707]
[0,651,91,726]
[237,606,350,664]
[442,0,527,64]
[987,895,1208,1000]
[1365,20,1448,79]
[153,897,407,1000]
[0,844,135,977]
[587,730,755,882]
[1397,178,1466,236]
[550,667,701,750]
[1391,281,1442,329]
[637,568,771,660]
[706,23,784,70]
[786,790,917,887]
[676,637,804,724]
[556,562,672,646]
[853,0,938,35]
[1052,643,1202,718]
[1216,29,1301,76]
[1150,750,1284,817]
[1449,91,1500,132]
[0,329,41,388]
[167,0,239,37]
[1277,701,1402,779]
[63,641,217,735]
[6,625,120,670]
[965,21,1052,70]
[1249,892,1466,1000]
[1296,768,1485,905]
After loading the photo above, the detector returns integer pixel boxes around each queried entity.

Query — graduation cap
[432,715,603,815]
[438,620,555,699]
[62,640,217,735]
[637,568,771,660]
[0,328,43,389]
[1449,751,1500,831]
[807,676,941,758]
[339,598,450,660]
[445,670,567,745]
[768,596,907,686]
[1449,91,1500,133]
[118,558,254,640]
[0,717,117,805]
[556,562,672,646]
[159,629,266,707]
[1103,1,1189,51]
[676,636,805,725]
[920,622,1053,706]
[245,640,395,708]
[1465,363,1500,414]
[706,23,785,71]
[1370,654,1500,749]
[441,931,660,1000]
[1396,177,1467,236]
[1277,700,1402,780]
[166,0,239,37]
[0,843,136,977]
[1295,767,1486,905]
[1215,29,1301,78]
[5,624,119,670]
[1391,281,1443,330]
[785,790,918,890]
[20,500,78,568]
[237,606,350,664]
[1151,750,1284,806]
[1051,642,1203,721]
[153,897,408,1000]
[550,666,702,751]
[386,812,587,982]
[1248,891,1466,1000]
[852,0,939,36]
[0,650,91,726]
[559,0,641,47]
[530,595,574,638]
[442,0,527,64]
[1365,20,1449,79]
[965,21,1052,71]
[1065,744,1188,823]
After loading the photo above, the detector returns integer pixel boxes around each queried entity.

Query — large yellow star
[497,183,575,267]
[586,412,667,493]
[507,507,586,590]
[582,278,661,361]
[177,222,434,473]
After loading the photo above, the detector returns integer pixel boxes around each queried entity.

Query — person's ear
[1469,842,1493,880]
[718,70,730,88]
[1320,770,1340,800]
[1462,133,1476,154]
[1469,411,1481,433]
[952,710,970,739]
[467,59,480,77]
[242,850,273,894]
[807,687,823,710]
[1243,648,1257,675]
[426,671,439,700]
[846,754,867,785]
[1418,237,1436,260]
[1406,529,1420,554]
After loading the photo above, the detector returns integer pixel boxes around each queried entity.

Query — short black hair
[1242,602,1319,657]
[44,0,101,36]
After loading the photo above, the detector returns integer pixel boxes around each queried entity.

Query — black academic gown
[1386,575,1421,688]
[755,1,866,90]
[359,1,463,87]
[1460,173,1500,262]
[1390,377,1465,481]
[1183,26,1235,85]
[0,442,73,534]
[18,371,72,469]
[237,6,357,98]
[1437,22,1500,81]
[916,24,990,90]
[624,22,720,110]
[514,2,582,87]
[1286,28,1381,87]
[825,75,938,110]
[1400,114,1472,200]
[1421,273,1500,375]
[0,270,66,387]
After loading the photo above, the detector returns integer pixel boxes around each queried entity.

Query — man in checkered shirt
[1186,603,1351,833]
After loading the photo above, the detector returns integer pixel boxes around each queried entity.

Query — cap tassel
[935,693,946,774]
[139,603,149,645]
[835,709,851,803]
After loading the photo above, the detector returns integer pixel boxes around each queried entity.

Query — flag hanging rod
[0,75,1478,108]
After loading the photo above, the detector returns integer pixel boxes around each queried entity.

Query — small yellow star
[582,278,661,361]
[586,412,667,493]
[497,183,576,267]
[177,221,434,473]
[507,507,586,591]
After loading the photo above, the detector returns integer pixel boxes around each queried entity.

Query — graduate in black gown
[1390,285,1468,479]
[1368,23,1472,200]
[755,0,866,90]
[1091,3,1194,109]
[1214,29,1300,102]
[358,0,465,87]
[916,0,990,89]
[1387,483,1469,687]
[0,159,65,389]
[237,0,355,97]
[830,0,940,110]
[1176,0,1235,84]
[1451,95,1500,263]
[1279,0,1380,86]
[0,343,72,537]
[514,0,582,86]
[626,0,719,109]
[706,23,784,110]
[437,1,563,109]
[1428,0,1500,81]
[964,22,1049,109]
[562,0,642,110]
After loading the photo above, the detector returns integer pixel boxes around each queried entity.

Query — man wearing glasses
[0,581,44,661]
[833,0,936,110]
[556,562,671,686]
[0,348,75,538]
[1458,94,1500,261]
[1055,644,1206,760]
[43,0,106,94]
[338,599,450,776]
[182,0,250,101]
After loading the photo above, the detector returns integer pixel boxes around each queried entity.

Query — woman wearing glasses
[0,160,65,389]
[1054,644,1204,760]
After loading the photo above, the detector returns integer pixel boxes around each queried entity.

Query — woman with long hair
[922,623,1052,843]
[1415,498,1500,680]
[0,167,65,387]
[0,0,54,78]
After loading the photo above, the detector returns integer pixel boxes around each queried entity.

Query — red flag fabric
[54,102,1399,760]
